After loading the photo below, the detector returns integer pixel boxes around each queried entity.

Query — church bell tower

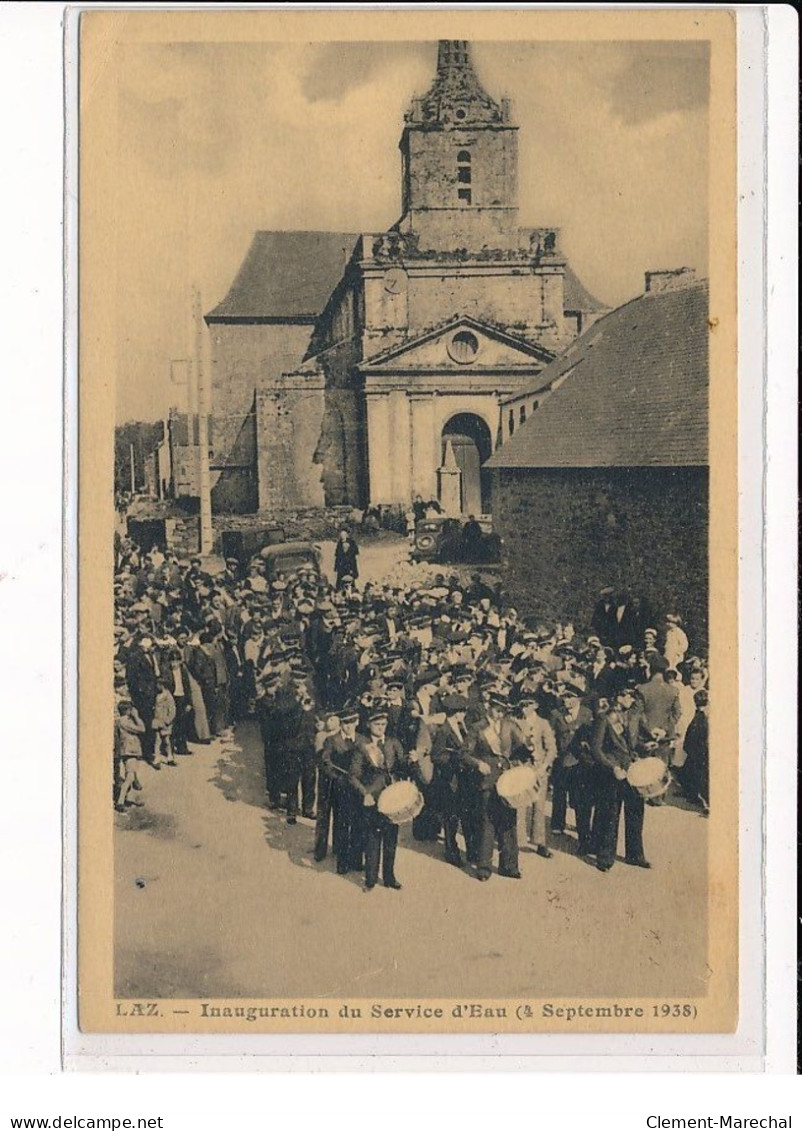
[397,40,519,252]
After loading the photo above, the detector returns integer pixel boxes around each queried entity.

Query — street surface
[115,535,709,1002]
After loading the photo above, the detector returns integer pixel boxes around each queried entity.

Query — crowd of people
[113,529,710,890]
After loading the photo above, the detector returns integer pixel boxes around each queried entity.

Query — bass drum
[496,764,539,809]
[626,756,671,801]
[377,780,425,825]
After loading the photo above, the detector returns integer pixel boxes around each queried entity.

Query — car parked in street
[411,516,501,565]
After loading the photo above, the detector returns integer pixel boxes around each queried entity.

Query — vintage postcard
[76,8,740,1040]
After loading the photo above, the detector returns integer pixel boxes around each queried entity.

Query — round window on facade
[448,330,480,364]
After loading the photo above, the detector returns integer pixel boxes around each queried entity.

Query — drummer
[461,690,530,882]
[589,685,650,872]
[349,707,407,892]
[429,693,470,868]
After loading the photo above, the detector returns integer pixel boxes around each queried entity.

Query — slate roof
[486,279,709,470]
[563,264,606,313]
[206,232,359,322]
[207,229,606,323]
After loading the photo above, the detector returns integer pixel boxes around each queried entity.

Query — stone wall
[169,506,363,556]
[255,375,327,511]
[491,466,709,650]
[400,126,519,251]
[208,321,313,467]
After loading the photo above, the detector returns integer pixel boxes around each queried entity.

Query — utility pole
[129,441,136,494]
[192,286,213,555]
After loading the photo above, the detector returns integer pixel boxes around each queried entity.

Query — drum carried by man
[460,690,531,882]
[349,707,421,892]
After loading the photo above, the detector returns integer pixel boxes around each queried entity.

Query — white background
[0,0,797,1117]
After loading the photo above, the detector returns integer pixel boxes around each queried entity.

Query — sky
[109,39,709,422]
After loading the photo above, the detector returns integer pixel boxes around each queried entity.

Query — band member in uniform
[515,694,556,859]
[461,691,530,881]
[589,685,650,872]
[428,694,470,867]
[283,680,318,824]
[315,710,360,872]
[349,708,406,891]
[549,682,596,854]
[256,671,285,809]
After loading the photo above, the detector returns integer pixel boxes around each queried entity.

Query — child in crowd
[152,679,177,766]
[115,699,146,811]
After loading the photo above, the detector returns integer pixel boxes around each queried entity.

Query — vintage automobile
[220,526,285,566]
[256,540,323,582]
[411,516,502,565]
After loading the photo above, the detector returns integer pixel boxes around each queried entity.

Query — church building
[206,40,604,515]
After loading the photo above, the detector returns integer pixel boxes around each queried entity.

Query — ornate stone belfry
[397,39,519,251]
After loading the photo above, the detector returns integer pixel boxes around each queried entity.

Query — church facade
[206,40,604,515]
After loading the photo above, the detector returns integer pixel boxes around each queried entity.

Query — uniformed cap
[225,557,239,566]
[386,679,405,691]
[599,586,614,596]
[441,694,468,715]
[367,707,388,723]
[487,691,509,709]
[644,626,658,637]
[618,645,634,656]
[559,679,585,698]
[340,710,359,724]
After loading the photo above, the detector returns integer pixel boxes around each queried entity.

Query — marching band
[114,538,710,889]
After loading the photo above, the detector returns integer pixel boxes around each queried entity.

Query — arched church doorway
[440,413,493,515]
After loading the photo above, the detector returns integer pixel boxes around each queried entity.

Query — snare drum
[496,764,539,810]
[377,780,425,825]
[626,756,671,801]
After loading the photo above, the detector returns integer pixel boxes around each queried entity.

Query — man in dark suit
[460,692,530,881]
[589,686,649,872]
[161,646,191,755]
[349,708,407,891]
[428,695,469,867]
[549,684,595,853]
[282,682,318,824]
[590,587,616,646]
[315,710,360,871]
[125,634,159,761]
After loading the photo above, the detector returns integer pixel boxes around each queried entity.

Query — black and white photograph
[76,10,740,1035]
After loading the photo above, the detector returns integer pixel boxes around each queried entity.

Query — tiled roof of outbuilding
[486,279,709,469]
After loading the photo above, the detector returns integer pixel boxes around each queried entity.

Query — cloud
[301,41,430,103]
[604,45,709,124]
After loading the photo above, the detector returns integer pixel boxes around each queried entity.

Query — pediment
[359,317,555,374]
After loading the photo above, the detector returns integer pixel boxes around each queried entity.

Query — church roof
[206,231,359,322]
[563,264,607,314]
[406,40,507,127]
[486,278,709,470]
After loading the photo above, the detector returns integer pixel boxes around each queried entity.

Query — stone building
[485,272,709,646]
[206,40,604,514]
